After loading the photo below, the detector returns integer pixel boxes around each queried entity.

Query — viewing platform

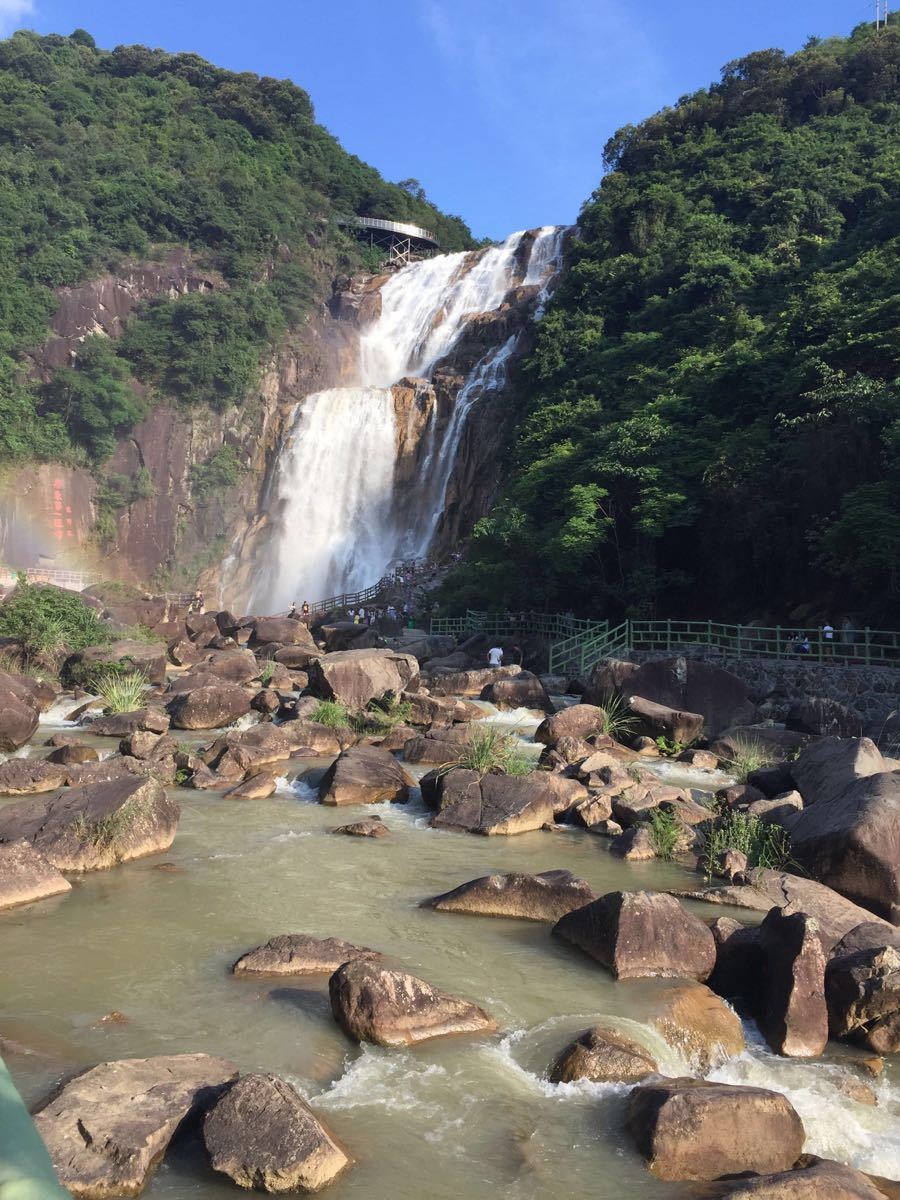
[337,215,440,266]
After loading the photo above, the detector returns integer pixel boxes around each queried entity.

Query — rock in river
[428,769,558,835]
[318,745,414,806]
[0,840,71,911]
[645,980,745,1071]
[0,775,178,871]
[712,1156,891,1198]
[553,890,716,981]
[757,905,828,1057]
[332,816,389,837]
[232,934,381,977]
[329,959,497,1047]
[33,1053,238,1198]
[549,1024,657,1084]
[203,1072,351,1194]
[167,684,252,730]
[626,1078,805,1180]
[306,648,419,709]
[424,870,597,922]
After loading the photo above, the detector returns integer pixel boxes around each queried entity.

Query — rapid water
[254,227,565,610]
[4,715,898,1197]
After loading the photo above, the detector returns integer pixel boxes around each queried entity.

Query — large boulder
[34,1053,238,1198]
[0,667,43,749]
[233,933,380,977]
[548,1025,657,1084]
[250,616,318,649]
[627,695,705,745]
[329,959,496,1047]
[479,674,553,712]
[534,703,608,746]
[167,684,252,730]
[0,776,178,870]
[318,745,414,806]
[65,639,168,685]
[0,759,68,795]
[673,870,894,952]
[626,1078,804,1180]
[713,1157,890,1198]
[619,656,755,738]
[784,771,900,922]
[0,840,71,911]
[826,945,900,1053]
[756,906,828,1057]
[790,737,886,807]
[424,870,597,922]
[88,707,170,736]
[787,697,864,739]
[553,891,715,981]
[429,769,557,835]
[646,981,745,1071]
[203,1073,351,1193]
[708,916,763,1000]
[399,691,483,727]
[424,665,522,697]
[306,648,418,708]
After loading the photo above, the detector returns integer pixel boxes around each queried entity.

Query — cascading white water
[254,226,565,610]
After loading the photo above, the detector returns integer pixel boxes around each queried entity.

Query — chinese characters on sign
[49,478,75,542]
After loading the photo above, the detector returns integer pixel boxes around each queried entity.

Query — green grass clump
[310,700,351,729]
[701,808,792,881]
[258,659,276,686]
[0,580,110,658]
[647,807,685,860]
[449,724,536,778]
[91,669,148,713]
[595,692,639,742]
[352,696,413,734]
[726,738,776,783]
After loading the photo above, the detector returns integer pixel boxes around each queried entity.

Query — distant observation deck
[337,215,440,266]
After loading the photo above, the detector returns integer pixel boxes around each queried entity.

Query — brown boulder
[646,981,746,1071]
[424,665,522,697]
[0,758,68,795]
[225,774,277,800]
[232,934,380,977]
[167,684,252,730]
[66,639,168,685]
[620,656,755,737]
[34,1053,238,1198]
[713,1157,890,1198]
[250,617,317,649]
[45,743,99,767]
[402,733,467,766]
[708,916,762,1000]
[791,737,886,807]
[88,707,170,736]
[203,1072,351,1194]
[548,1025,657,1084]
[318,745,414,806]
[0,775,178,870]
[306,648,419,709]
[826,946,900,1053]
[553,891,715,980]
[480,674,553,712]
[329,959,496,1047]
[332,816,389,837]
[0,840,71,911]
[628,695,704,744]
[424,870,597,922]
[167,636,204,666]
[534,703,608,746]
[399,691,482,726]
[430,770,557,835]
[757,905,828,1056]
[626,1078,804,1180]
[0,668,42,750]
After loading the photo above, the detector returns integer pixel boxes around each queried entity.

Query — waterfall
[253,225,566,611]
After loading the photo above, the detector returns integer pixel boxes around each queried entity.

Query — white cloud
[0,0,36,36]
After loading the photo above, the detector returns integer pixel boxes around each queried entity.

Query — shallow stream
[2,707,898,1197]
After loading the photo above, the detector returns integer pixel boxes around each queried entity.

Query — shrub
[449,724,536,777]
[0,580,110,657]
[701,808,793,881]
[90,669,148,712]
[352,696,413,733]
[647,807,685,860]
[310,700,350,728]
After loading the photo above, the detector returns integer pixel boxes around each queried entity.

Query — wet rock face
[0,840,71,911]
[0,776,178,871]
[33,1053,239,1199]
[306,648,419,709]
[626,1078,805,1181]
[167,684,252,730]
[328,959,497,1047]
[553,890,716,981]
[203,1073,352,1194]
[548,1025,657,1084]
[757,905,828,1057]
[318,745,414,806]
[646,981,746,1072]
[424,870,597,922]
[232,934,381,977]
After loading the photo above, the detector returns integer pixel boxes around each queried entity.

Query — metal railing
[430,611,900,676]
[0,565,102,591]
[310,558,434,615]
[337,215,439,246]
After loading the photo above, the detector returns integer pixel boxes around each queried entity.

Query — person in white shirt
[487,646,503,667]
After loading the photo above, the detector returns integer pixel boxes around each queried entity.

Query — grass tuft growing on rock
[91,669,148,713]
[595,692,639,742]
[449,725,536,778]
[310,700,351,728]
[353,696,413,734]
[701,808,792,881]
[725,738,776,783]
[647,807,685,860]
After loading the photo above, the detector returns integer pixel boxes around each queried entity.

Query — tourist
[511,643,523,665]
[823,621,834,654]
[348,608,355,622]
[190,589,205,614]
[301,601,310,618]
[487,645,504,667]
[287,601,298,619]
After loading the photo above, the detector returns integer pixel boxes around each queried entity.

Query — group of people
[286,601,311,620]
[346,602,412,626]
[791,619,856,655]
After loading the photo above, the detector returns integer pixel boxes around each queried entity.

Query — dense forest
[0,29,475,466]
[446,19,900,625]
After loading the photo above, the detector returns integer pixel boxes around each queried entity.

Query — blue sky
[0,0,880,239]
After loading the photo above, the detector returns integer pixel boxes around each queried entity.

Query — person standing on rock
[301,601,310,619]
[487,645,504,667]
[822,622,834,655]
[287,601,298,619]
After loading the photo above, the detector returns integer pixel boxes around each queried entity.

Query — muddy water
[3,717,899,1197]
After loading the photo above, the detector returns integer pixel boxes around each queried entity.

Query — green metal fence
[430,611,900,677]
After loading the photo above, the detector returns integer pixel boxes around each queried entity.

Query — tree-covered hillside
[0,29,474,465]
[448,19,899,625]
